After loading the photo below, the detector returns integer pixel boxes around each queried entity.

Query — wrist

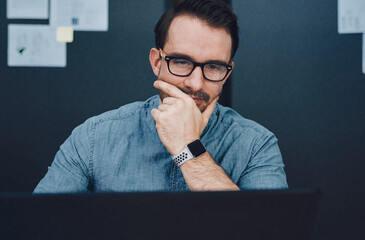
[172,139,206,166]
[169,136,200,155]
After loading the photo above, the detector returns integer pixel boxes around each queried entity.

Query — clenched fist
[151,80,218,155]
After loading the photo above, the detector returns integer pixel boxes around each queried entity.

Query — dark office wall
[0,1,164,192]
[233,1,365,239]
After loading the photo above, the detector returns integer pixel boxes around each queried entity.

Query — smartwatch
[172,139,206,166]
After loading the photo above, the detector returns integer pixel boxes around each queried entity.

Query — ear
[149,48,161,77]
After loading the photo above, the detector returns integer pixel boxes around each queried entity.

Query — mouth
[192,97,203,105]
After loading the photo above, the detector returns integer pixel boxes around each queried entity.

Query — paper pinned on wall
[57,27,74,43]
[8,24,66,67]
[338,0,365,33]
[6,0,49,19]
[50,0,109,31]
[363,34,365,74]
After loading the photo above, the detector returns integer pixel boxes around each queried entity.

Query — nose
[184,66,204,91]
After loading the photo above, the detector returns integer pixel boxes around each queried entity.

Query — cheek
[158,65,183,85]
[207,83,224,97]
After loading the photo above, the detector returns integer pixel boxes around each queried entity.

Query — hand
[151,80,218,155]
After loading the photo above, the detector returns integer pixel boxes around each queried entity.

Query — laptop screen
[0,189,319,240]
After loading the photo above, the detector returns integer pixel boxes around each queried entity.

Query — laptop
[0,189,319,240]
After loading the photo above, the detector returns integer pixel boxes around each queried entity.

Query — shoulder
[207,103,280,158]
[71,95,159,136]
[92,95,158,125]
[213,103,275,139]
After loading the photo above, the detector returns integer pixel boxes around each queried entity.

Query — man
[34,0,287,193]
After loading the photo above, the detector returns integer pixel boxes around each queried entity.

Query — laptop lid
[0,189,319,240]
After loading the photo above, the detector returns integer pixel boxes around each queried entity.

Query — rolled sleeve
[238,133,288,190]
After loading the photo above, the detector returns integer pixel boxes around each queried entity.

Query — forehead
[164,15,232,63]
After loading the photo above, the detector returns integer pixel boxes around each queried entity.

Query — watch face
[188,140,206,157]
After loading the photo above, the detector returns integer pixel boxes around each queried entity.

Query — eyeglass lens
[169,58,228,81]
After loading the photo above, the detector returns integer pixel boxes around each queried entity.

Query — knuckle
[151,110,160,119]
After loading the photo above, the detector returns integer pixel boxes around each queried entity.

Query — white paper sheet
[338,0,365,33]
[6,0,49,19]
[50,0,108,31]
[363,34,365,74]
[8,24,66,67]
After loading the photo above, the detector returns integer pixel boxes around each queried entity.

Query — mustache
[177,87,210,102]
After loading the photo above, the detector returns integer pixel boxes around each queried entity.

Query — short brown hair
[154,0,239,59]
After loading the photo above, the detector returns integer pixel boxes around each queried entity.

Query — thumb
[201,96,219,126]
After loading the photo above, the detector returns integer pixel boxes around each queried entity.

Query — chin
[198,103,208,112]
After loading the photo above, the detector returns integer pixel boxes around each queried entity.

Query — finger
[201,96,219,124]
[158,103,169,111]
[154,80,187,99]
[162,97,177,105]
[151,108,160,120]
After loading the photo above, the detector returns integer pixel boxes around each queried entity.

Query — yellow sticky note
[56,27,74,43]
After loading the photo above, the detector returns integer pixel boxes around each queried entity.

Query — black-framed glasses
[160,49,232,82]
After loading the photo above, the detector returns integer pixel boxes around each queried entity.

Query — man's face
[150,15,234,112]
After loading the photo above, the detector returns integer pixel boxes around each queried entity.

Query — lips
[192,98,202,104]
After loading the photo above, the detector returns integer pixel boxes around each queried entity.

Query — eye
[206,64,224,71]
[172,58,191,66]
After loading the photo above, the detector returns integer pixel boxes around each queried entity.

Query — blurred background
[0,1,364,239]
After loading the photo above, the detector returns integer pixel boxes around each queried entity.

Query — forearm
[179,152,239,191]
[150,81,238,191]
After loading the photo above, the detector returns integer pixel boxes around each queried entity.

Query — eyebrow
[168,52,230,66]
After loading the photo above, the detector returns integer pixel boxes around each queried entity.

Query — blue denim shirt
[34,95,288,193]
